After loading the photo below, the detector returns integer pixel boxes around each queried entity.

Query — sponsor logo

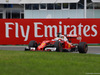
[5,21,97,41]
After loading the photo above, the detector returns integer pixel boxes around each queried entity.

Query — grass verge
[0,50,100,75]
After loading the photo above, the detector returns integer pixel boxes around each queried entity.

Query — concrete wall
[0,0,20,3]
[24,9,84,18]
[87,9,100,18]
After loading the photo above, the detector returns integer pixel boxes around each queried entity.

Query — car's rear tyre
[78,42,88,53]
[54,41,63,52]
[28,40,37,48]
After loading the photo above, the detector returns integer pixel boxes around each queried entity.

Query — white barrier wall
[24,9,84,18]
[94,10,100,18]
[87,9,94,18]
[0,0,20,3]
[87,9,100,18]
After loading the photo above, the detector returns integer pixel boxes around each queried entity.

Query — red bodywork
[31,35,80,51]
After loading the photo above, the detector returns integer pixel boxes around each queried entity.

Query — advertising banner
[0,19,99,45]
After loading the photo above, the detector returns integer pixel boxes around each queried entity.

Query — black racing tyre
[28,40,37,48]
[54,41,63,52]
[78,42,88,53]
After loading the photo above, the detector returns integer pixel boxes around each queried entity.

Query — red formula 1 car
[25,33,88,53]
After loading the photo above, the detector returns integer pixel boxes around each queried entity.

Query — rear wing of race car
[67,35,77,38]
[57,33,82,42]
[67,34,82,42]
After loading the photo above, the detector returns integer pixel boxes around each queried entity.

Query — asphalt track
[0,46,100,54]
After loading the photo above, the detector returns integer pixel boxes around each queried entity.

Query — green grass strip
[0,50,100,75]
